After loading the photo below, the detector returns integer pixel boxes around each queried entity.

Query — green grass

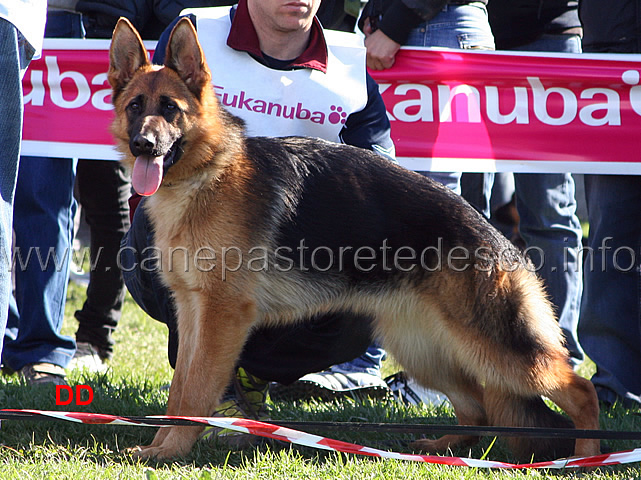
[0,280,639,479]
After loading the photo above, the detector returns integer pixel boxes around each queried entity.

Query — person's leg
[0,19,31,362]
[513,173,584,365]
[579,174,641,407]
[460,172,498,221]
[3,157,77,373]
[74,159,130,360]
[2,10,85,382]
[515,32,582,55]
[407,2,494,196]
[409,2,495,50]
[240,313,375,384]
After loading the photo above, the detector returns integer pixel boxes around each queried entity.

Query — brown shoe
[19,363,68,386]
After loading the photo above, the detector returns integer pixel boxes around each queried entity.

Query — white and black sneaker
[385,371,450,407]
[271,366,390,401]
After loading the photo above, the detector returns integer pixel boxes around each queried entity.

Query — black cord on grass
[1,410,640,441]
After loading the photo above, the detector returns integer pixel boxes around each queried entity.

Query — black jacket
[76,0,230,39]
[359,0,489,45]
[580,0,641,53]
[487,0,580,49]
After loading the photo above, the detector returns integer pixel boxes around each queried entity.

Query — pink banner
[21,39,641,174]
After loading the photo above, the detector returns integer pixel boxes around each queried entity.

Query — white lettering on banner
[22,54,641,130]
[528,77,577,125]
[392,84,433,122]
[23,70,44,106]
[438,84,481,123]
[485,86,529,124]
[91,73,112,111]
[381,70,641,127]
[23,55,113,111]
[529,77,622,125]
[623,69,641,117]
[47,56,90,108]
[579,88,621,126]
[19,43,641,172]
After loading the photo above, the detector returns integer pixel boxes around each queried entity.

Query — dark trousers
[120,202,373,384]
[74,160,130,358]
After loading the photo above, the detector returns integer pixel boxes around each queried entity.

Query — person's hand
[363,18,401,70]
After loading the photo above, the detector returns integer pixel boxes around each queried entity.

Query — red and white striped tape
[3,409,640,469]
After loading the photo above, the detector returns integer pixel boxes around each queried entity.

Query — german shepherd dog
[108,17,600,461]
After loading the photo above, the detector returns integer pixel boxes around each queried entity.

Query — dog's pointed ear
[164,17,212,97]
[108,17,150,95]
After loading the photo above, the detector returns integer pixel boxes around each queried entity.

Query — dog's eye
[127,101,142,113]
[159,96,179,115]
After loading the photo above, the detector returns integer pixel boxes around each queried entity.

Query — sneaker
[270,366,390,401]
[200,367,270,448]
[68,342,108,373]
[19,363,68,386]
[385,371,450,407]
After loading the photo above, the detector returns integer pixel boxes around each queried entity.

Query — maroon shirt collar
[226,0,328,73]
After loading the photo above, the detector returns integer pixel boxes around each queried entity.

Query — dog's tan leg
[137,290,199,451]
[141,337,194,449]
[546,370,601,457]
[136,296,257,459]
[409,373,487,454]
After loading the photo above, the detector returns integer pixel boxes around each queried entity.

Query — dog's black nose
[131,133,156,156]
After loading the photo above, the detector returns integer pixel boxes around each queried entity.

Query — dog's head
[108,17,218,196]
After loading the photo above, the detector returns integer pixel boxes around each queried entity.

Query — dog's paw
[123,445,143,453]
[130,444,182,460]
[409,438,441,453]
[410,434,479,454]
[574,439,601,458]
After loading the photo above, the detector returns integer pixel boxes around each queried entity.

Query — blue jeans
[1,12,81,370]
[3,157,78,370]
[0,19,35,362]
[408,2,495,196]
[405,2,495,49]
[514,173,583,364]
[517,33,582,55]
[579,175,641,407]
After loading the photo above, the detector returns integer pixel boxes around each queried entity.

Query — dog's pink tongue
[132,155,163,196]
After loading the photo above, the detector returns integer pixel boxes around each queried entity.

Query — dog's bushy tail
[484,389,575,462]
